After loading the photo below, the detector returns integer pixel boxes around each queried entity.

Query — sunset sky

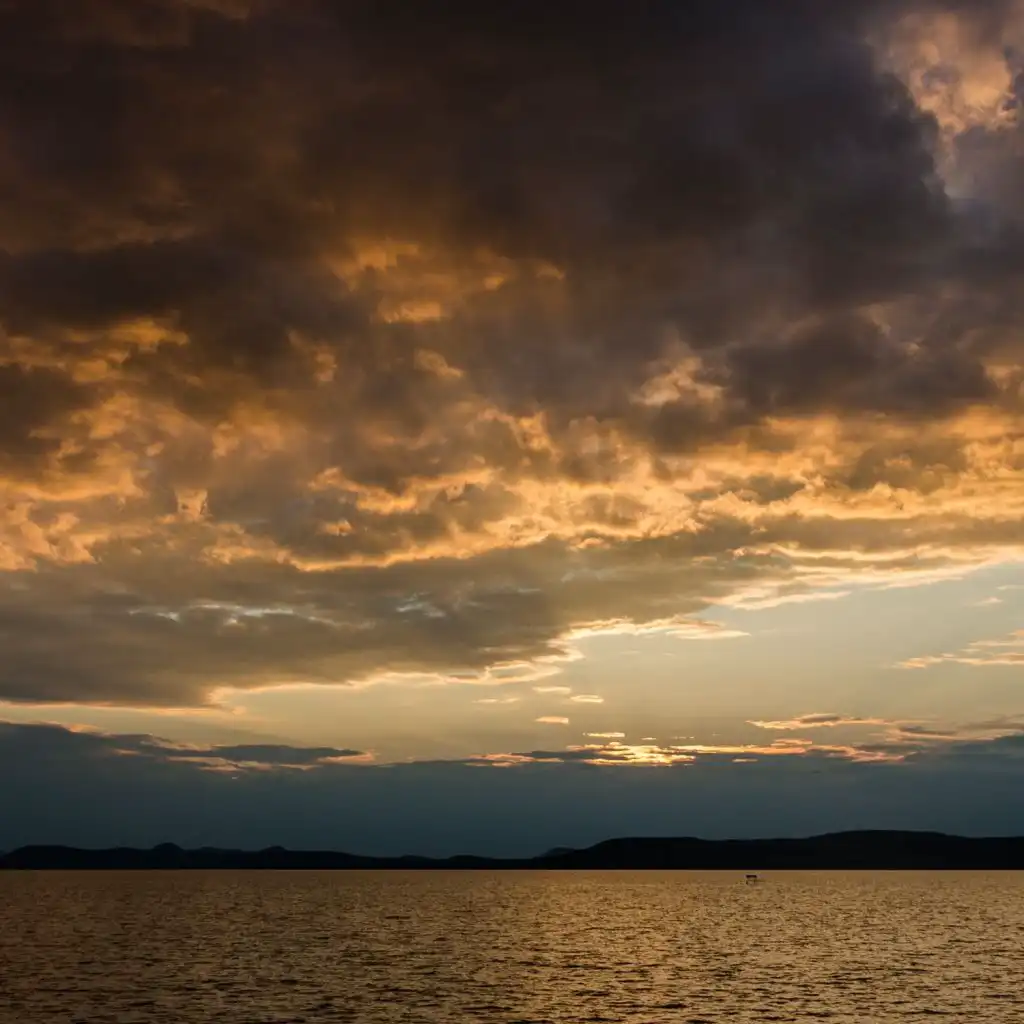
[4,0,1024,855]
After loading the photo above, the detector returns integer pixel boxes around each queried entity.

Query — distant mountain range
[4,831,1024,869]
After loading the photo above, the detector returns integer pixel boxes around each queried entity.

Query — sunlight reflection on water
[1,870,1022,1022]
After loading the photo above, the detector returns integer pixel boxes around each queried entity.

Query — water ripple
[0,871,1021,1022]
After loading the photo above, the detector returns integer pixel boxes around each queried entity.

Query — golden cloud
[2,0,1024,709]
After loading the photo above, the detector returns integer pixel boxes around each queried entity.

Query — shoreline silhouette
[4,831,1024,870]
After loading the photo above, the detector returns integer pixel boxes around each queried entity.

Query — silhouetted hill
[4,831,1024,869]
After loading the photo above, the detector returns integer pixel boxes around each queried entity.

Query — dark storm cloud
[0,239,364,398]
[308,0,965,427]
[0,364,91,468]
[718,313,996,420]
[0,0,995,406]
[323,0,925,259]
[0,539,764,705]
[2,0,1024,706]
[3,721,1024,855]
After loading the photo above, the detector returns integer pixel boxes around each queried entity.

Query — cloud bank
[2,0,1024,708]
[4,720,1024,855]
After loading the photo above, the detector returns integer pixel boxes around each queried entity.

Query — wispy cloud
[749,713,890,731]
[565,617,749,642]
[713,587,852,611]
[670,740,900,763]
[569,694,604,704]
[468,737,903,768]
[898,630,1024,669]
[746,712,1024,753]
[535,716,570,725]
[0,722,371,774]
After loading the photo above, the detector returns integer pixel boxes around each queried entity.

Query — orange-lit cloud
[467,737,905,768]
[749,713,891,730]
[2,0,1024,717]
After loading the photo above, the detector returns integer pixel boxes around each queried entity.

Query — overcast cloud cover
[4,0,1024,850]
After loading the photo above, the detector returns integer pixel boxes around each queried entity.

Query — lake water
[1,871,1021,1022]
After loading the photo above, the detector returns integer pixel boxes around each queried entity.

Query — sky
[4,0,1024,856]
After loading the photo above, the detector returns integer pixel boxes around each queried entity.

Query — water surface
[1,871,1020,1022]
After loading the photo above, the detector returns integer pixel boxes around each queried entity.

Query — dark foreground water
[1,871,1022,1023]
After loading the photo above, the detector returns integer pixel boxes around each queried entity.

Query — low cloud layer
[4,720,1024,855]
[2,1,1024,708]
[0,723,367,772]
